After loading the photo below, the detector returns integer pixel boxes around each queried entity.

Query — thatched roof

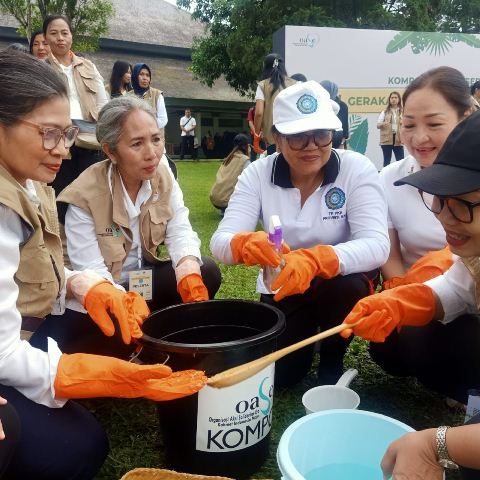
[106,0,206,48]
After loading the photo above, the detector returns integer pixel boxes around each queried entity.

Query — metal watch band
[436,426,459,469]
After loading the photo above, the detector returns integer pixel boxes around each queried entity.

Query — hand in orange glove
[54,353,207,401]
[272,245,339,301]
[340,283,437,343]
[177,273,209,303]
[383,246,454,290]
[252,132,265,154]
[230,231,290,267]
[84,282,149,344]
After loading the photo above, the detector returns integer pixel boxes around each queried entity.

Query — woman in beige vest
[254,53,296,155]
[377,91,405,168]
[0,51,205,479]
[57,96,221,318]
[43,14,109,196]
[210,133,250,213]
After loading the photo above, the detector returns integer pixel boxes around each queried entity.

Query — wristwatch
[436,426,459,469]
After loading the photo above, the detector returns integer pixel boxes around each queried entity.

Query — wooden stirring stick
[207,319,362,388]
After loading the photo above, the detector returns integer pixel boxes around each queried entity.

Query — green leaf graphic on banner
[348,115,368,154]
[386,31,415,53]
[386,31,480,55]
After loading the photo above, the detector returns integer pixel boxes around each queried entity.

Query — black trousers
[50,146,105,196]
[261,270,378,388]
[30,256,222,359]
[0,350,108,480]
[381,142,404,167]
[370,314,480,404]
[180,136,196,159]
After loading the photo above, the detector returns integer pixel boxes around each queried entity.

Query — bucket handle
[335,368,358,388]
[128,345,170,366]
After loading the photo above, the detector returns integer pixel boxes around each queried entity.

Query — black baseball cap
[394,110,480,196]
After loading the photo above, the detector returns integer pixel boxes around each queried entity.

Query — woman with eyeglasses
[342,110,480,480]
[0,51,206,479]
[211,81,389,388]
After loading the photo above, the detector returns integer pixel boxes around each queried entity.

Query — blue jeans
[381,144,404,167]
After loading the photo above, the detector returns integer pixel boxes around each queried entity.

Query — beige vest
[258,77,296,145]
[210,151,249,208]
[49,53,100,122]
[0,166,65,317]
[462,257,480,310]
[57,160,174,281]
[379,110,402,146]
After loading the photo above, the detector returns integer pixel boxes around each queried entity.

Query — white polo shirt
[380,155,447,268]
[210,150,390,293]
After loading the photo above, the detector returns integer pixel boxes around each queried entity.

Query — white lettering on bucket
[196,365,275,452]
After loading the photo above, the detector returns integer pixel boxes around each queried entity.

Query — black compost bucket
[138,299,285,479]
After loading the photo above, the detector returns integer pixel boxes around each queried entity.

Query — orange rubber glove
[177,273,209,303]
[230,231,290,267]
[84,282,149,344]
[272,245,339,301]
[54,353,206,401]
[340,283,436,343]
[252,132,265,154]
[383,246,454,290]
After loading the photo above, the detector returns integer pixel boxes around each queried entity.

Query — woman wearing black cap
[210,133,251,213]
[342,110,480,479]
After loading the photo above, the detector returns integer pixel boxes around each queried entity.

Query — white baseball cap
[273,80,342,134]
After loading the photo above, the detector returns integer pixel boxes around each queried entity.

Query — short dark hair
[403,66,471,118]
[0,50,68,126]
[291,73,307,82]
[471,81,480,95]
[43,15,72,35]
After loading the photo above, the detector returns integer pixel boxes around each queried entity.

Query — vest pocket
[148,205,171,246]
[79,71,98,94]
[99,242,127,281]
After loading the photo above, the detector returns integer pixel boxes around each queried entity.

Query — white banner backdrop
[274,26,480,169]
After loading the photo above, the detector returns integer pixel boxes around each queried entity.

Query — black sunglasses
[282,130,334,151]
[420,190,480,224]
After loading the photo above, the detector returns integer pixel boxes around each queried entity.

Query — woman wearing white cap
[211,80,389,387]
[342,110,480,480]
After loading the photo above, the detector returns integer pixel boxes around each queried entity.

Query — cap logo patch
[296,94,317,114]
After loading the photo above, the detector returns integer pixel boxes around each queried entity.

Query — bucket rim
[276,409,415,480]
[139,299,286,353]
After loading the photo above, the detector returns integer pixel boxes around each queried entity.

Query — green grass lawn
[92,160,464,480]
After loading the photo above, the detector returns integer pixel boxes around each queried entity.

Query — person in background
[470,81,480,110]
[0,50,205,480]
[180,108,197,160]
[210,133,251,214]
[52,96,221,358]
[321,80,349,149]
[29,30,50,60]
[130,63,168,139]
[377,91,405,167]
[254,53,296,155]
[291,73,307,82]
[44,14,109,196]
[211,81,388,388]
[342,110,480,480]
[107,60,132,98]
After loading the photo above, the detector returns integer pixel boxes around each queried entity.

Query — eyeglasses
[420,190,480,224]
[18,119,79,150]
[282,130,334,151]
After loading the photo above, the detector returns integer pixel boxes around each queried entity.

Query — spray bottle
[263,215,284,294]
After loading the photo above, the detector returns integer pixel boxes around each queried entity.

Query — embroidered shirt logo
[325,187,346,210]
[296,94,317,114]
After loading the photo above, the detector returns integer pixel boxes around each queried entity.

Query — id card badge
[128,268,153,301]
